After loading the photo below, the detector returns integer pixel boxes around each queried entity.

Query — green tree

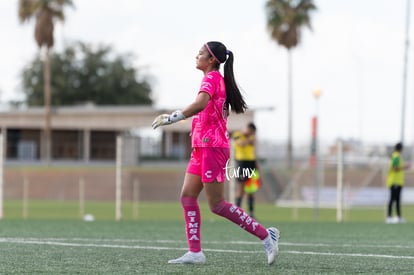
[18,0,74,162]
[21,42,153,106]
[265,0,316,169]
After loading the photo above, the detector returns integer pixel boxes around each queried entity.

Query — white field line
[286,250,414,260]
[1,238,414,249]
[0,238,414,260]
[1,237,413,250]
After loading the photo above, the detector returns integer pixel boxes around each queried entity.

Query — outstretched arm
[152,92,210,129]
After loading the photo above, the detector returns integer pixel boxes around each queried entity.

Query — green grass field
[0,201,413,274]
[4,200,414,222]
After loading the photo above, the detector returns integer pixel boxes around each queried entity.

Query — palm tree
[18,0,74,163]
[265,0,316,169]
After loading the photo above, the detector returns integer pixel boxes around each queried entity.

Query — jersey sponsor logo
[205,170,212,178]
[222,102,229,119]
[200,82,212,91]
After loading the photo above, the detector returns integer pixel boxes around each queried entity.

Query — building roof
[0,105,254,131]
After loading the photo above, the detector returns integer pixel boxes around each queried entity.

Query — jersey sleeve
[199,73,216,98]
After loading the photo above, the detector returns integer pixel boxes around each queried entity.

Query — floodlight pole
[311,89,322,221]
[336,140,344,223]
[115,135,123,221]
[401,0,411,144]
[0,133,3,220]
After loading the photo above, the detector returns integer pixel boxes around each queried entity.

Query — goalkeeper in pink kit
[152,41,279,265]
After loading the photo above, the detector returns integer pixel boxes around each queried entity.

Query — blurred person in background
[232,122,260,218]
[386,142,409,224]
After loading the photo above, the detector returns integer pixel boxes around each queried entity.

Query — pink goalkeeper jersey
[191,71,230,148]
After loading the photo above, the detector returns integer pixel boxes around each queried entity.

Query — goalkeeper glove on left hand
[152,110,185,129]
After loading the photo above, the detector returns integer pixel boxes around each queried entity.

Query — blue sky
[0,0,412,146]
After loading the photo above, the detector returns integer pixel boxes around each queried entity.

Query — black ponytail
[205,41,247,114]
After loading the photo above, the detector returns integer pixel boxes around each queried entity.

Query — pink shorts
[187,147,230,183]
